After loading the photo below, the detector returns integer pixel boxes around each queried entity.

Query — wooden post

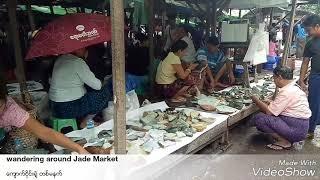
[146,0,155,88]
[7,0,30,103]
[273,0,298,100]
[256,9,264,74]
[26,2,36,31]
[269,7,274,28]
[161,10,166,38]
[282,0,297,66]
[110,0,126,154]
[206,1,213,38]
[212,1,217,36]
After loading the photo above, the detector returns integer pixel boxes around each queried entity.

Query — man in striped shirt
[196,36,235,87]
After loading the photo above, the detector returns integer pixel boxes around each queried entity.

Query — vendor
[250,66,311,150]
[156,40,198,103]
[0,76,88,154]
[196,36,235,87]
[49,48,111,126]
[178,26,215,92]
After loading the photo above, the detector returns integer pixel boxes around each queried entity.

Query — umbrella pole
[110,0,126,154]
[26,2,36,32]
[7,0,31,104]
[49,5,54,15]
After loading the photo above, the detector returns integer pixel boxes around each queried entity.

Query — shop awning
[229,0,290,9]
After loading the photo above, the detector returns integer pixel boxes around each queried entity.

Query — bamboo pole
[110,0,126,154]
[7,0,31,103]
[282,0,297,66]
[26,2,36,31]
[273,0,298,100]
[274,12,290,28]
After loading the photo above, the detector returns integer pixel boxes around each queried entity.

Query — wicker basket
[1,99,38,154]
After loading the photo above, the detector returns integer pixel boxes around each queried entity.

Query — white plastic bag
[126,90,140,111]
[103,90,140,121]
[243,23,269,65]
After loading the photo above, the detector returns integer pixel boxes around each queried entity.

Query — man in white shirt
[163,15,179,52]
[178,25,196,63]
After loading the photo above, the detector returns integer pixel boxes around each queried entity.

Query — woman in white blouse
[49,48,111,124]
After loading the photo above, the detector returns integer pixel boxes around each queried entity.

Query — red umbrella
[25,13,112,60]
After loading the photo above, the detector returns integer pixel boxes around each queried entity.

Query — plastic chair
[50,117,78,132]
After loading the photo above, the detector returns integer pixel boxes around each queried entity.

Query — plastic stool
[50,117,78,132]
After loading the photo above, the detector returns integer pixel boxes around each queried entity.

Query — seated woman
[49,48,111,126]
[250,66,311,150]
[0,76,88,154]
[156,40,198,103]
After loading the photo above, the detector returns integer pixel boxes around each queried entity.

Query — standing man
[178,25,196,64]
[163,14,180,52]
[299,15,320,138]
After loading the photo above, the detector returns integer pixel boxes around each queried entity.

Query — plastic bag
[141,99,151,107]
[102,91,140,121]
[243,23,269,65]
[126,90,140,111]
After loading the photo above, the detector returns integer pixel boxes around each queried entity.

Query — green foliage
[299,4,320,14]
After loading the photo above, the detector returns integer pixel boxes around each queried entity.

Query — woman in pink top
[0,76,88,154]
[250,66,311,150]
[269,35,278,57]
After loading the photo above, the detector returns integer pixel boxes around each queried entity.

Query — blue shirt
[196,48,225,72]
[296,24,307,39]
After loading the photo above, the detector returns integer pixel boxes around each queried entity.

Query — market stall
[0,0,304,156]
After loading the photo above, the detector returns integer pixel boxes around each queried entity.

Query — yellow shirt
[156,52,181,84]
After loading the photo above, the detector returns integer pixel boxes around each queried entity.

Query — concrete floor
[198,119,319,154]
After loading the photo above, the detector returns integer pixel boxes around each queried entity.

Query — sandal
[266,143,292,150]
[307,133,314,140]
[170,97,187,103]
